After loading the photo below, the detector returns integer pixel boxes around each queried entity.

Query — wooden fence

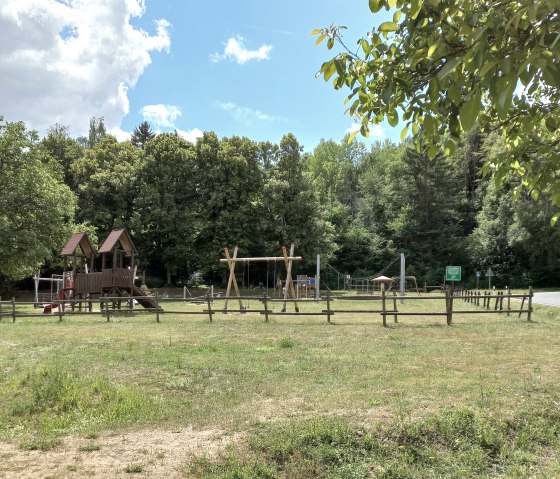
[0,287,534,326]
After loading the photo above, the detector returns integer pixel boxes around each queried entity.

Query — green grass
[0,293,559,474]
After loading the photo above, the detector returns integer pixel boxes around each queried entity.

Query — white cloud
[141,104,202,143]
[109,126,131,142]
[176,128,203,143]
[142,104,182,129]
[218,101,281,125]
[0,0,170,136]
[211,35,272,65]
[346,123,386,139]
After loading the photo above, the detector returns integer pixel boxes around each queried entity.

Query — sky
[0,0,396,152]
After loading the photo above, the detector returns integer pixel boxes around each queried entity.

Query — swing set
[220,244,302,312]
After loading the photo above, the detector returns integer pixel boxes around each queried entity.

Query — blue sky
[0,0,396,152]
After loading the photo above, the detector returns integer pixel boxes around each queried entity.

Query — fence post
[262,292,269,323]
[446,289,453,325]
[381,289,387,327]
[507,288,511,316]
[527,286,533,322]
[326,289,331,324]
[494,292,499,311]
[0,295,3,321]
[155,290,160,323]
[12,297,16,323]
[57,293,63,322]
[206,292,213,323]
[105,293,110,322]
[393,291,398,323]
[518,295,526,319]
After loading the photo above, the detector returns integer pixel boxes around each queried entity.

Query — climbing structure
[59,229,158,310]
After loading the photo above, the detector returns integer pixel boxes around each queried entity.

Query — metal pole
[316,254,320,301]
[34,273,39,307]
[400,253,405,304]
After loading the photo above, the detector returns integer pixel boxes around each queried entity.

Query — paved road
[532,292,560,307]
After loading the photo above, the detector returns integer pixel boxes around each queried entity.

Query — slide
[132,285,161,310]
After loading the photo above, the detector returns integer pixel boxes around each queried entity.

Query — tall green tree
[0,119,76,281]
[193,133,264,271]
[314,1,560,219]
[40,123,84,188]
[72,136,143,238]
[132,133,199,283]
[261,133,336,267]
[131,121,156,149]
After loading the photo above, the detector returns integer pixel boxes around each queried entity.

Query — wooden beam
[219,256,302,263]
[282,244,299,312]
[224,246,243,311]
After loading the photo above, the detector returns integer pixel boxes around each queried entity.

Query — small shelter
[98,228,138,271]
[61,231,96,276]
[372,275,393,291]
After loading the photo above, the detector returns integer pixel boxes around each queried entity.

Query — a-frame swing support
[220,244,302,312]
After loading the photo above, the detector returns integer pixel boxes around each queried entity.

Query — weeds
[194,403,560,478]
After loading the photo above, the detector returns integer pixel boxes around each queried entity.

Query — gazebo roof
[372,275,394,283]
[60,232,96,258]
[98,229,138,256]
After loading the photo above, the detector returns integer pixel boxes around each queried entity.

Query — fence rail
[0,287,534,326]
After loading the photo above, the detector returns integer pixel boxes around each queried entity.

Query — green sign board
[446,266,462,282]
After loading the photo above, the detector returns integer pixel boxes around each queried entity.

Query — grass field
[0,293,559,477]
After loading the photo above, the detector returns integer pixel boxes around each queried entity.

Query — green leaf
[387,110,399,127]
[423,116,435,136]
[551,212,560,227]
[400,125,409,141]
[347,129,359,143]
[310,28,322,36]
[379,22,399,32]
[315,34,327,46]
[444,138,456,156]
[427,44,438,58]
[369,0,383,13]
[437,58,460,80]
[427,145,439,160]
[323,62,336,81]
[531,189,540,201]
[459,92,481,131]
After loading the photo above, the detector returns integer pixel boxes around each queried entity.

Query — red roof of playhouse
[60,232,96,258]
[98,229,138,256]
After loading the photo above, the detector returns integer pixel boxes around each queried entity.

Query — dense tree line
[1,114,559,292]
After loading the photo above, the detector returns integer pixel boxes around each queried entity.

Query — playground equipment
[43,229,158,313]
[220,244,302,312]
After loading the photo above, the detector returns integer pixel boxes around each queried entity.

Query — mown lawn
[0,293,559,477]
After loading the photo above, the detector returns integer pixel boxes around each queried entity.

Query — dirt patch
[0,427,240,479]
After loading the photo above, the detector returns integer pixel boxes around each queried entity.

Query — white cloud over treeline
[0,0,170,136]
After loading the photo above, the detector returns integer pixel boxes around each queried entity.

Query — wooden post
[12,297,16,323]
[326,289,331,324]
[0,295,2,321]
[57,293,63,322]
[262,292,269,323]
[446,289,453,325]
[206,292,213,323]
[528,286,533,322]
[105,293,110,322]
[507,288,511,316]
[282,244,300,313]
[393,291,398,323]
[518,295,526,319]
[382,289,387,327]
[155,290,160,323]
[494,293,499,311]
[224,246,243,311]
